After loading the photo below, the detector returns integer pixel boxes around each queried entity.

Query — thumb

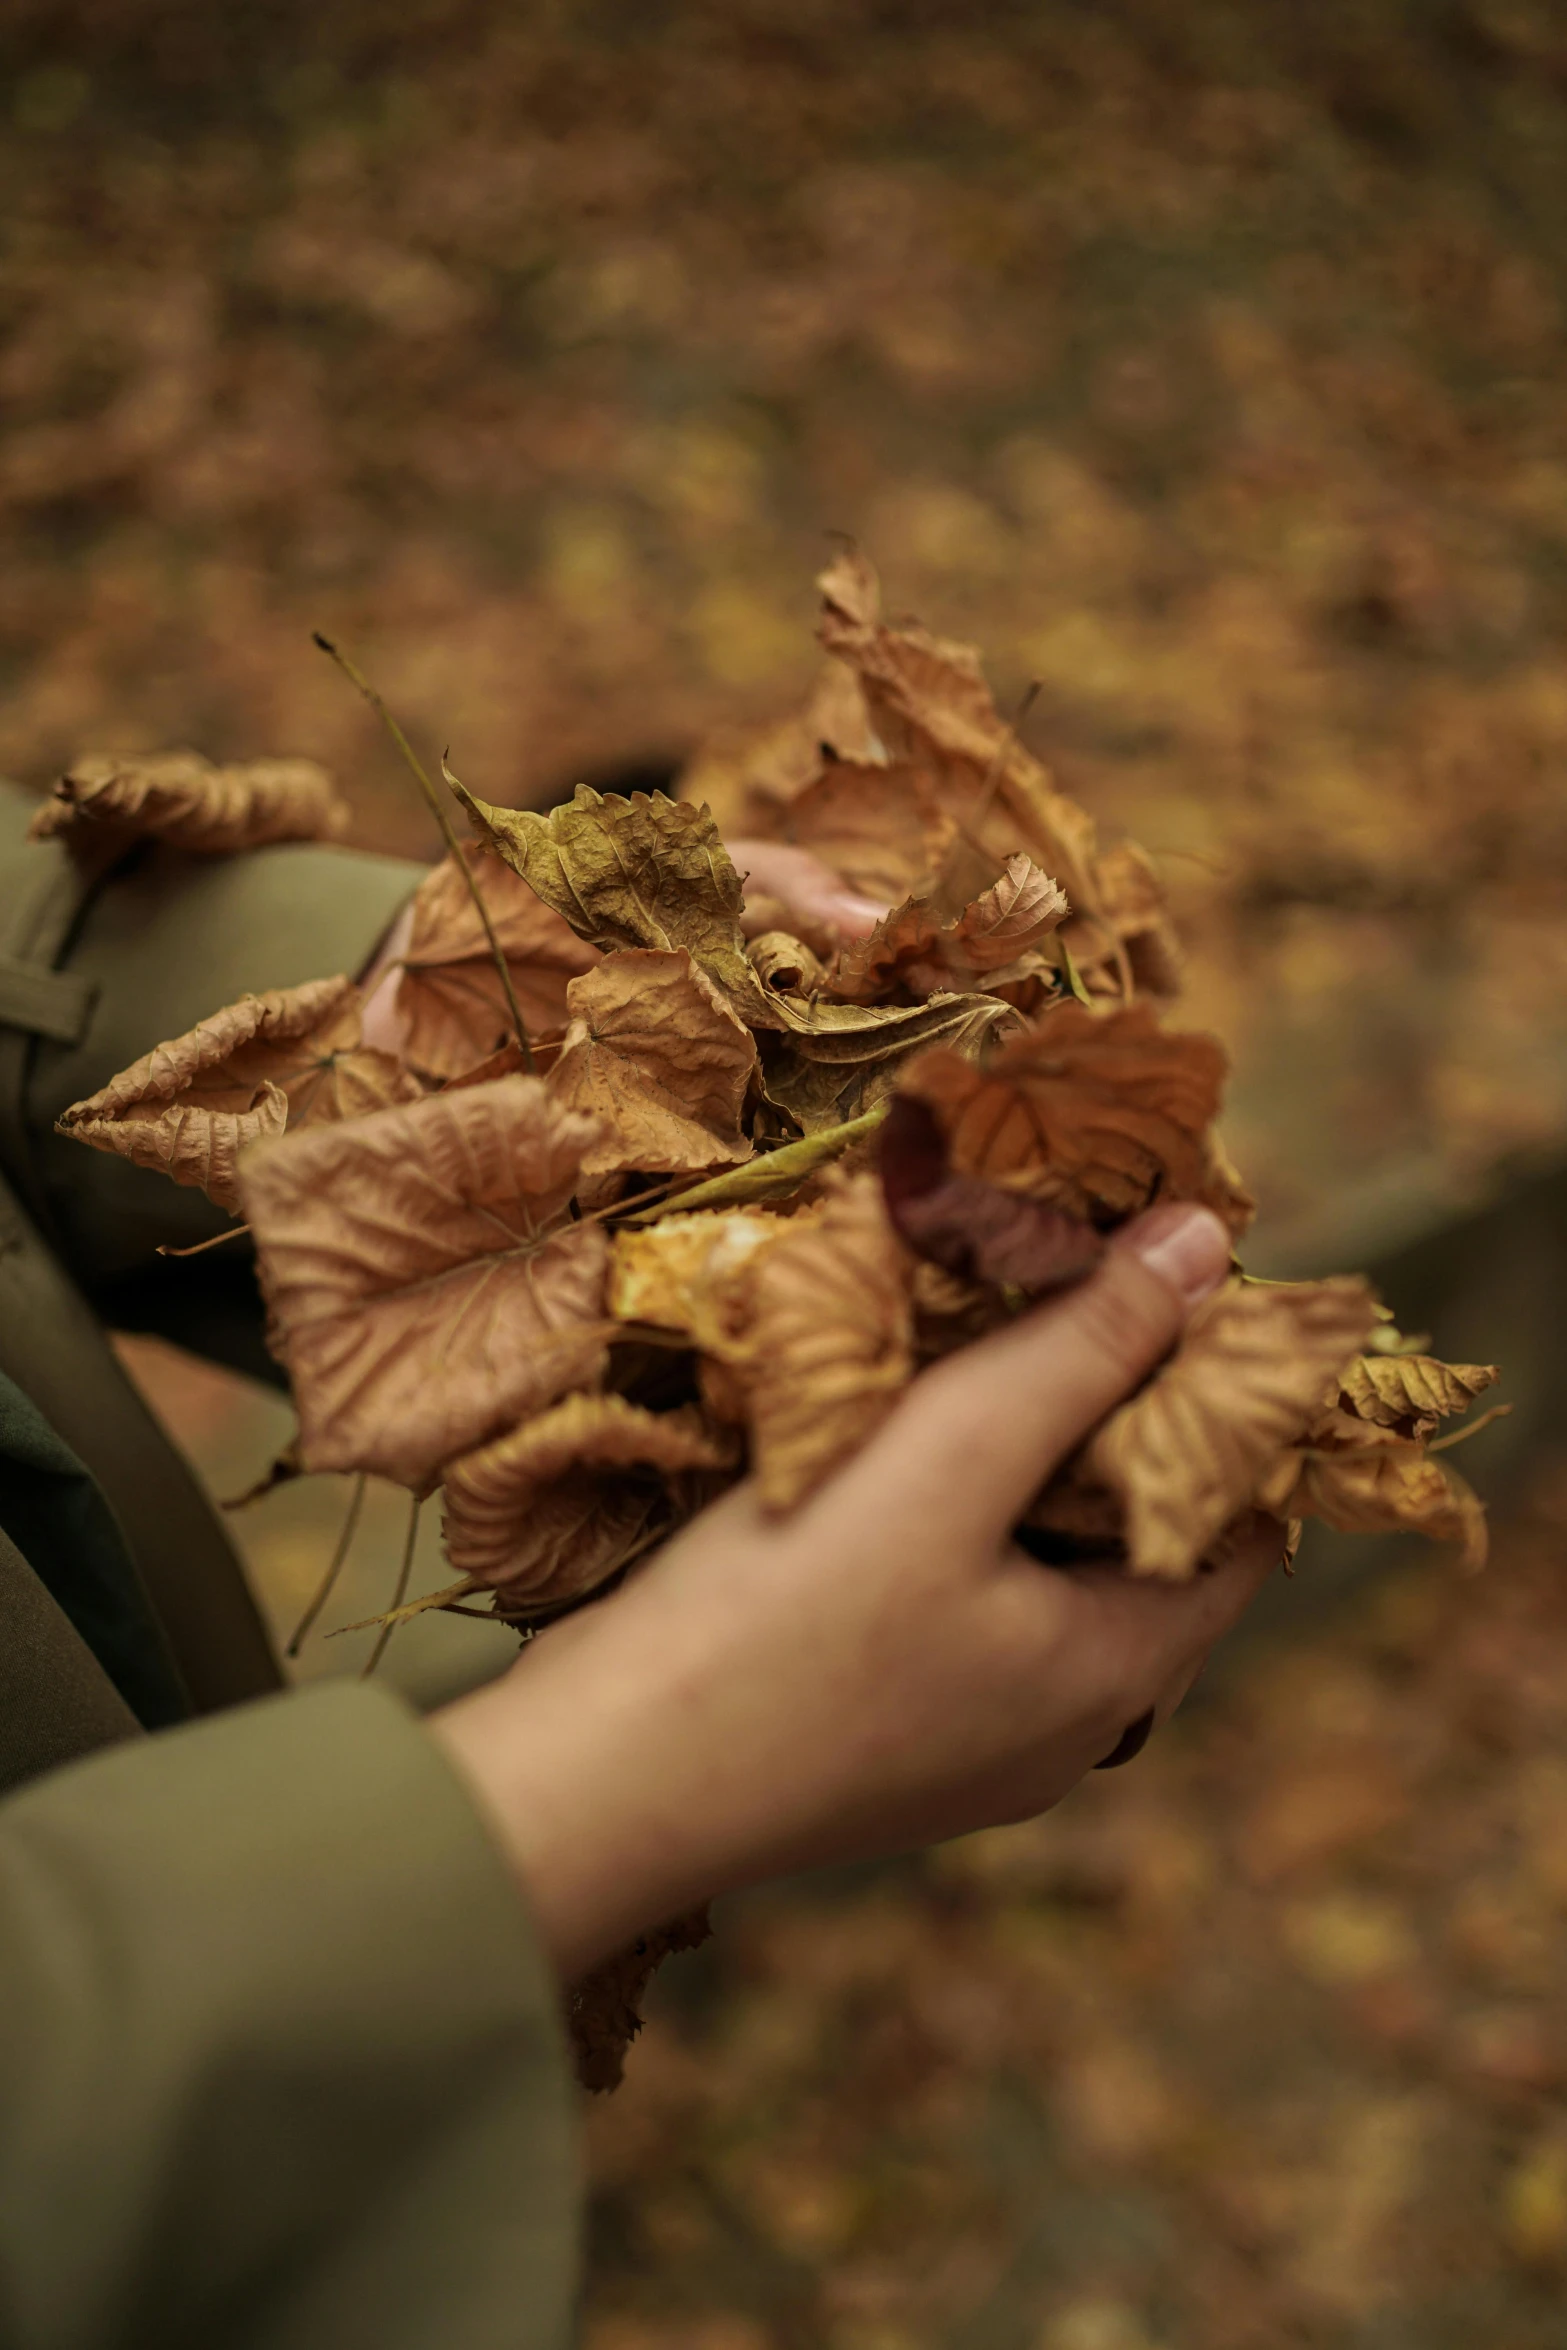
[843,1203,1232,1549]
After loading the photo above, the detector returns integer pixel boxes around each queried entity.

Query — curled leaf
[239,1076,609,1487]
[396,844,599,1079]
[1334,1353,1500,1438]
[748,931,827,997]
[56,977,420,1212]
[30,751,349,852]
[1086,1275,1381,1580]
[1267,1444,1488,1572]
[442,1394,737,1610]
[817,552,1105,924]
[880,1094,1104,1293]
[898,1000,1246,1231]
[724,1173,915,1511]
[447,776,772,1026]
[765,990,1022,1134]
[569,1908,713,2095]
[609,1210,805,1350]
[548,949,756,1176]
[621,1104,889,1223]
[830,854,1068,1004]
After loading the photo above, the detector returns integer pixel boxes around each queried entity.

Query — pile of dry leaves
[46,556,1501,2085]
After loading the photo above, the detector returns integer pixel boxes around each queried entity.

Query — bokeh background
[6,2,1567,2342]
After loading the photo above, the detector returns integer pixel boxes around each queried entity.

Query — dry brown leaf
[898,1001,1244,1230]
[569,1908,713,2095]
[765,991,1022,1134]
[442,1393,737,1609]
[831,854,1068,1003]
[880,1094,1105,1293]
[676,656,878,835]
[748,932,827,998]
[239,1076,609,1487]
[547,949,757,1176]
[608,1209,805,1352]
[816,552,1105,923]
[1093,839,1184,997]
[447,776,773,1026]
[395,844,600,1078]
[30,750,349,852]
[1334,1353,1501,1437]
[1268,1444,1488,1571]
[724,1172,914,1511]
[769,757,955,906]
[55,977,421,1211]
[1084,1275,1381,1579]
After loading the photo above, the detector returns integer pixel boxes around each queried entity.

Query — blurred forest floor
[6,1,1567,2341]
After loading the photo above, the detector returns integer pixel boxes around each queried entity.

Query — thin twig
[1427,1403,1513,1454]
[363,1491,423,1677]
[286,1472,367,1657]
[157,1223,251,1258]
[312,633,535,1072]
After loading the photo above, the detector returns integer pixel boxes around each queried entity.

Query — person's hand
[430,1202,1284,1980]
[727,837,886,947]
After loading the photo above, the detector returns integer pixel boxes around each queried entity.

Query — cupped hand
[431,1201,1285,1979]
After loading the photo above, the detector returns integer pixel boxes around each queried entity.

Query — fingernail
[1118,1203,1230,1305]
[1094,1707,1156,1770]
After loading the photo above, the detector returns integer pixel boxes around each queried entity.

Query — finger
[728,839,887,941]
[838,1202,1232,1548]
[1060,1511,1285,1756]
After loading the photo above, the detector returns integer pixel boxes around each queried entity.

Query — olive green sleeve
[0,1681,579,2350]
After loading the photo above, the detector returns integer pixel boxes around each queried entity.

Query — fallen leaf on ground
[725,1172,915,1510]
[30,750,349,851]
[239,1075,609,1487]
[442,1393,737,1608]
[55,977,420,1210]
[447,776,772,1025]
[395,843,600,1078]
[1087,1275,1382,1578]
[898,1000,1246,1230]
[548,948,757,1175]
[880,1094,1105,1292]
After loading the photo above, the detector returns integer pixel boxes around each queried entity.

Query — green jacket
[0,783,578,2350]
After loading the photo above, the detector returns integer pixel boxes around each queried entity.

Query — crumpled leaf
[880,1094,1104,1293]
[395,844,599,1079]
[1083,1275,1381,1579]
[897,1000,1250,1232]
[1262,1442,1488,1571]
[817,552,1106,929]
[1333,1352,1500,1438]
[720,1172,915,1511]
[765,991,1023,1134]
[442,1393,737,1609]
[30,750,349,852]
[569,1908,713,2095]
[239,1076,609,1487]
[547,949,757,1176]
[447,776,773,1026]
[609,1209,805,1350]
[748,931,827,998]
[761,756,955,906]
[56,977,422,1211]
[831,854,1068,1004]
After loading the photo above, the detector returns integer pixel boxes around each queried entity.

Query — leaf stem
[312,634,535,1073]
[363,1490,423,1676]
[157,1223,251,1258]
[286,1471,366,1657]
[1427,1402,1512,1454]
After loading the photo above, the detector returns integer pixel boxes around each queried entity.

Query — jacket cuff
[0,1679,578,2350]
